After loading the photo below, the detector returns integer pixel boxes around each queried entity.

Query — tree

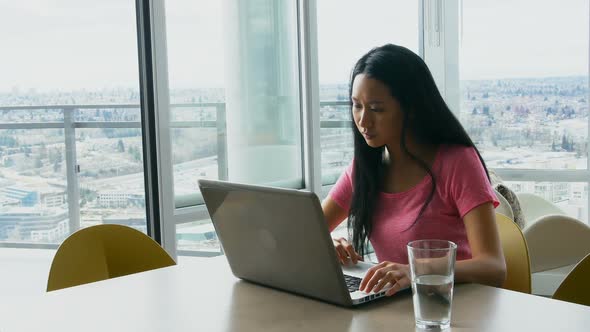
[56,149,63,164]
[0,136,17,147]
[34,157,43,168]
[491,133,499,147]
[128,146,140,161]
[117,139,125,152]
[39,142,48,160]
[4,157,14,167]
[561,134,575,152]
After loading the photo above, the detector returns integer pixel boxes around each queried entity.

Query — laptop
[198,179,390,306]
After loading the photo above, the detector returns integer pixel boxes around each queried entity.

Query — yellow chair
[47,224,176,292]
[552,253,590,306]
[495,213,532,293]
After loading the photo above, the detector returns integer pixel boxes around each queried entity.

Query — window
[163,1,303,253]
[2,0,586,258]
[459,0,589,222]
[316,0,420,186]
[314,1,420,245]
[0,1,148,244]
[506,181,588,222]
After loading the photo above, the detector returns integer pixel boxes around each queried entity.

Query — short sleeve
[327,162,354,211]
[448,147,499,218]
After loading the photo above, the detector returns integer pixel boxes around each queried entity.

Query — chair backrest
[47,224,176,292]
[516,193,565,227]
[495,213,531,293]
[523,215,590,273]
[494,189,514,221]
[552,253,590,306]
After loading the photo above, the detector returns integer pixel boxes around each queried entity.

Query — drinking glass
[407,240,457,330]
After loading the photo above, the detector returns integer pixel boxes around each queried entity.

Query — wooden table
[2,256,589,331]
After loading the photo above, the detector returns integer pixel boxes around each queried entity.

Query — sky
[0,0,588,92]
[459,0,589,80]
[0,0,140,92]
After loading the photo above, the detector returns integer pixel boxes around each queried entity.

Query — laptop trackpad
[341,260,375,279]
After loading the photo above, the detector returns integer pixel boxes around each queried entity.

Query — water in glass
[412,274,453,329]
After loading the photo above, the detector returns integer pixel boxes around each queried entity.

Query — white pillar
[223,0,302,185]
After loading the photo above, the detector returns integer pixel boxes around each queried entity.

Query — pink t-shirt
[328,144,498,264]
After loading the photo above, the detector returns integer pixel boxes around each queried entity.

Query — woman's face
[351,74,404,149]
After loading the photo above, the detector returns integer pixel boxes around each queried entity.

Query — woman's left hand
[359,261,410,296]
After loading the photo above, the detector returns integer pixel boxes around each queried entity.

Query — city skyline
[0,74,588,246]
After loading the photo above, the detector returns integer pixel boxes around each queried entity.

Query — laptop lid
[198,179,354,306]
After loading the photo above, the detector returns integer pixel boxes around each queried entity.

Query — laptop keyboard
[344,274,362,292]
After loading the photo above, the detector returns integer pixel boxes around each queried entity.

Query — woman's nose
[358,110,371,128]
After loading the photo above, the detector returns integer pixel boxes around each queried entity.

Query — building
[0,186,65,208]
[0,207,69,242]
[102,214,147,234]
[0,196,21,207]
[98,191,145,208]
[0,187,38,206]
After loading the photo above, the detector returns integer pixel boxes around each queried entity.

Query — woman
[323,44,506,296]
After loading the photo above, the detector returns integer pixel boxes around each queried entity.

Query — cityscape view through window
[0,1,148,245]
[2,78,587,245]
[459,0,589,221]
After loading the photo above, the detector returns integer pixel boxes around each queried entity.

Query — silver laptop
[198,179,389,306]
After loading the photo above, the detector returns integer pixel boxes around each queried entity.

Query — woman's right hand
[332,237,363,265]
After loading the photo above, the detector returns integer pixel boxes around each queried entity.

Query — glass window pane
[0,2,147,245]
[176,219,220,254]
[317,0,420,182]
[505,181,588,224]
[459,0,589,170]
[165,1,303,253]
[0,128,67,242]
[77,127,145,232]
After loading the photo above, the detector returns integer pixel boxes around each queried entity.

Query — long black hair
[348,44,490,257]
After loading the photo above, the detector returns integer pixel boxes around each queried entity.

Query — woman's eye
[353,104,362,110]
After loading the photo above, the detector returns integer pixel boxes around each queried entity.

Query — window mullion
[298,0,322,195]
[138,0,177,259]
[422,0,460,116]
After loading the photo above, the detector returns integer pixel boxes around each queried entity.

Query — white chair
[494,189,514,222]
[516,192,590,296]
[523,215,590,273]
[516,193,566,228]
